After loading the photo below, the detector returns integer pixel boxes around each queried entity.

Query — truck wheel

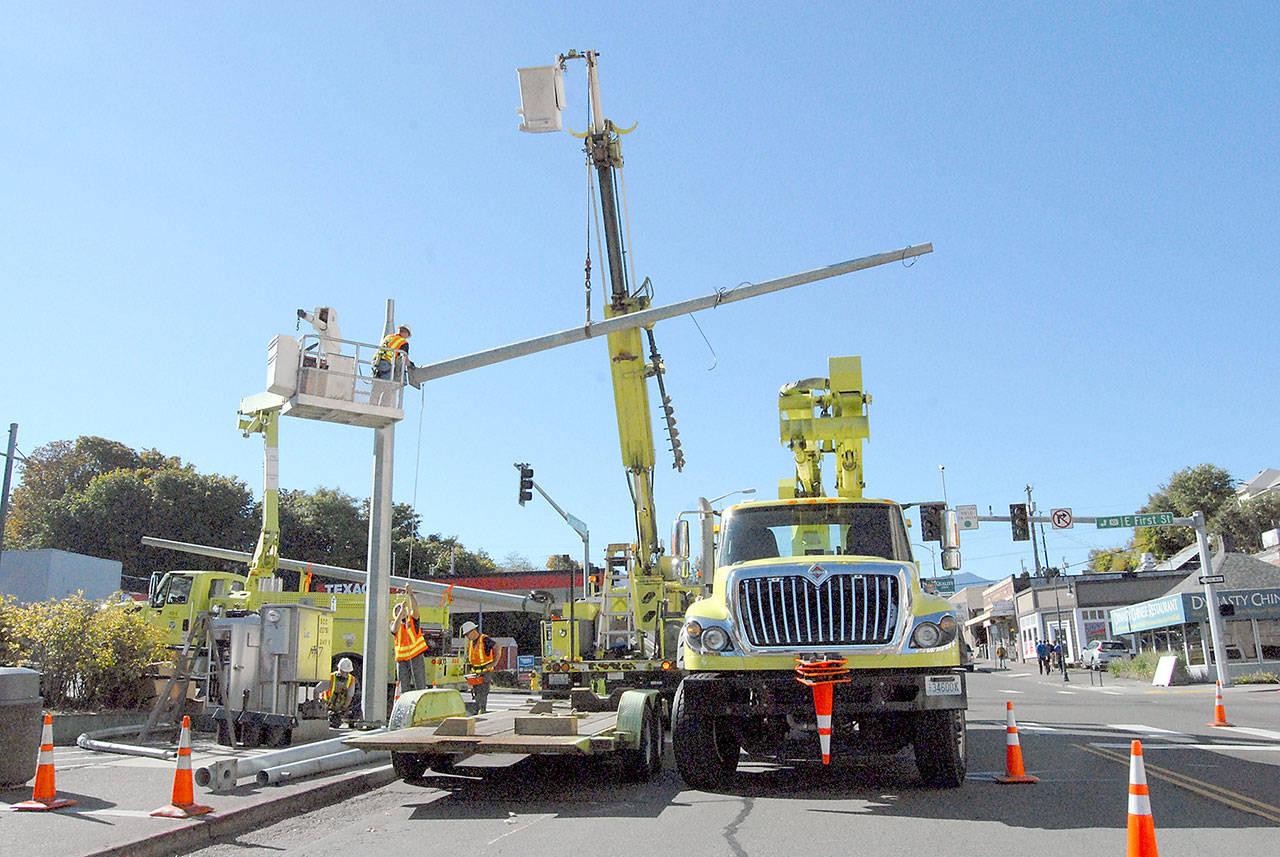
[620,700,661,782]
[913,709,967,788]
[391,751,428,780]
[672,679,739,791]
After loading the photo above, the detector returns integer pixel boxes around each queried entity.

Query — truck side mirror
[940,508,962,570]
[673,519,690,559]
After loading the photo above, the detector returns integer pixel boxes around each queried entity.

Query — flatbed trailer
[344,687,663,782]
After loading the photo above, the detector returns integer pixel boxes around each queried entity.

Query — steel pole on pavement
[0,423,18,554]
[1194,510,1232,688]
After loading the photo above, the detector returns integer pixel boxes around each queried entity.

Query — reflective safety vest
[376,333,408,364]
[327,671,354,700]
[394,617,428,661]
[467,634,496,672]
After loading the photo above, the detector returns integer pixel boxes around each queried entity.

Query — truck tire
[391,751,428,780]
[672,679,739,791]
[619,699,662,782]
[913,709,967,788]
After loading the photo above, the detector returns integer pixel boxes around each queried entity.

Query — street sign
[1095,512,1176,529]
[956,504,978,530]
[1050,508,1073,529]
[922,576,956,596]
[1198,574,1225,585]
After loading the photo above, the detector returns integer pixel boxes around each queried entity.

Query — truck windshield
[719,503,912,566]
[149,573,193,608]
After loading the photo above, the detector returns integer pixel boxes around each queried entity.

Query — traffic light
[517,463,534,506]
[919,503,945,542]
[1010,503,1030,541]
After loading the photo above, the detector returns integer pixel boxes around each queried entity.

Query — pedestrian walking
[995,644,1007,670]
[1036,639,1050,674]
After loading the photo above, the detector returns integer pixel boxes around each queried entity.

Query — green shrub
[1237,671,1280,685]
[0,594,20,665]
[7,592,168,710]
[1109,650,1183,680]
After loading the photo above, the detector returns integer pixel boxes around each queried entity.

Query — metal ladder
[139,612,212,740]
[596,544,641,654]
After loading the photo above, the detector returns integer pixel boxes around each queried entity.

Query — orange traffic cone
[811,681,835,765]
[1207,682,1234,727]
[994,701,1038,783]
[1126,740,1159,857]
[794,656,850,765]
[151,716,213,818]
[13,713,76,811]
[393,680,402,705]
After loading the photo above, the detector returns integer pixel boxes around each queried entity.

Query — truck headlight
[910,622,942,648]
[938,614,958,645]
[700,626,730,652]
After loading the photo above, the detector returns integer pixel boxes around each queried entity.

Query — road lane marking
[1076,743,1280,824]
[1092,742,1280,752]
[1108,724,1182,735]
[1231,727,1280,742]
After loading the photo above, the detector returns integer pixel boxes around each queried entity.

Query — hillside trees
[6,435,497,590]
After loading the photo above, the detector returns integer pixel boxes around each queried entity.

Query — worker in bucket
[373,324,413,381]
[460,621,497,714]
[391,584,429,691]
[319,657,359,727]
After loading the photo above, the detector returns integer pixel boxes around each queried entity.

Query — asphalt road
[184,670,1280,856]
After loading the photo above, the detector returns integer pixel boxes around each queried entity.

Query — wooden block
[434,716,476,737]
[513,715,578,736]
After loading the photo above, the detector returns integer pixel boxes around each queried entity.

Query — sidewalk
[2,730,394,857]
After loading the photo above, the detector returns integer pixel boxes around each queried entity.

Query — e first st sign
[1095,512,1175,529]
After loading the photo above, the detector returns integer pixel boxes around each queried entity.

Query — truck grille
[737,573,899,647]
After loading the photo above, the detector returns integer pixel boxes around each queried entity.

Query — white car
[1082,639,1131,670]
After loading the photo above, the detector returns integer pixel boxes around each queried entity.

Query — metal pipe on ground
[256,748,390,786]
[194,728,387,791]
[77,724,177,760]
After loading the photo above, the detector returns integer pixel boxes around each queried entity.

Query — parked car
[1082,639,1131,670]
[959,641,975,672]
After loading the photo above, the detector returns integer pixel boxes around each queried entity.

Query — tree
[501,552,537,574]
[5,437,151,547]
[1087,547,1136,573]
[1213,492,1280,554]
[1135,464,1236,559]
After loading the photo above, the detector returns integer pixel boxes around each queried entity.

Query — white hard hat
[460,621,479,636]
[398,324,411,336]
[337,657,354,673]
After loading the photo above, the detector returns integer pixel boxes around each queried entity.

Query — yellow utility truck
[672,357,968,789]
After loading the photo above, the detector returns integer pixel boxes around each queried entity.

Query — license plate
[925,675,962,696]
[549,674,569,686]
[607,671,623,681]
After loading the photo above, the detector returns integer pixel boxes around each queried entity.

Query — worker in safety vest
[390,584,429,691]
[461,620,496,714]
[373,324,412,381]
[317,657,359,727]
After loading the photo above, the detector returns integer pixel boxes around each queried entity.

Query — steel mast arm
[406,242,933,386]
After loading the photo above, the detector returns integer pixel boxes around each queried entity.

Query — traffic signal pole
[515,464,591,664]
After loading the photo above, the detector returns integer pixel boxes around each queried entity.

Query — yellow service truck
[671,358,968,789]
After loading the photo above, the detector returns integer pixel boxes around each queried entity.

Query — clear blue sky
[4,4,1277,583]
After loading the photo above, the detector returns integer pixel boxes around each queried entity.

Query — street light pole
[913,543,937,576]
[1051,571,1069,682]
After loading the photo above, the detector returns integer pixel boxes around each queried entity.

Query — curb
[83,763,398,857]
